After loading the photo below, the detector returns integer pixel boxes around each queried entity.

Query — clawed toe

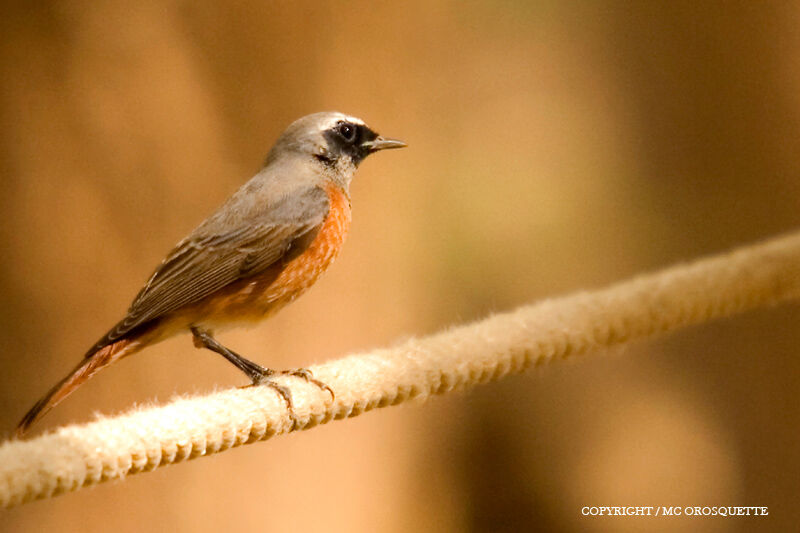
[251,379,298,428]
[285,368,335,401]
[265,381,293,407]
[288,368,314,380]
[248,368,334,404]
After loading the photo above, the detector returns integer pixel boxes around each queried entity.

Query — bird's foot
[240,370,296,424]
[281,368,335,401]
[245,367,333,422]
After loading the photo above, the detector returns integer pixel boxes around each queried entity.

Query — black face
[320,120,379,166]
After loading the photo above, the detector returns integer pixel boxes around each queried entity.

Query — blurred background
[2,1,799,531]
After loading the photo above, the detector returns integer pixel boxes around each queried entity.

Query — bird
[16,111,406,436]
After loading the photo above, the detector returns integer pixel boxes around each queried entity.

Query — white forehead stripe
[319,114,366,131]
[343,115,365,125]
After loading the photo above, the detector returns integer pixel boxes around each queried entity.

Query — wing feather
[87,186,329,354]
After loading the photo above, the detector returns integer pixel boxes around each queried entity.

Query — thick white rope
[3,230,800,507]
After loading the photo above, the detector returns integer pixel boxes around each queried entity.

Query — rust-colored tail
[16,338,140,437]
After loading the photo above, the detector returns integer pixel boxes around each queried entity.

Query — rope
[3,230,800,507]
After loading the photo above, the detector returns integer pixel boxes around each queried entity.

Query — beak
[362,136,407,152]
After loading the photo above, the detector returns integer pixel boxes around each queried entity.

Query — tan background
[2,2,799,531]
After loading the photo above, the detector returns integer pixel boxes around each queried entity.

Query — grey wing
[87,186,329,355]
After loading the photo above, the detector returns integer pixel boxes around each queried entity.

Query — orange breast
[261,183,352,308]
[171,183,352,331]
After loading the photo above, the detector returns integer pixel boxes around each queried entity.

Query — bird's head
[266,112,406,172]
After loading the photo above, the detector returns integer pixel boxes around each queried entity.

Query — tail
[16,338,142,437]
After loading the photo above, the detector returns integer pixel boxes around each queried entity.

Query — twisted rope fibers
[3,230,800,507]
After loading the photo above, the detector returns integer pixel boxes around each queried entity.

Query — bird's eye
[336,122,357,142]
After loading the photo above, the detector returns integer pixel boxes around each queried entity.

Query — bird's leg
[190,327,335,405]
[190,327,293,410]
[191,326,273,381]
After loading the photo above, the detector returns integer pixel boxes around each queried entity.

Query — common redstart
[16,111,406,436]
